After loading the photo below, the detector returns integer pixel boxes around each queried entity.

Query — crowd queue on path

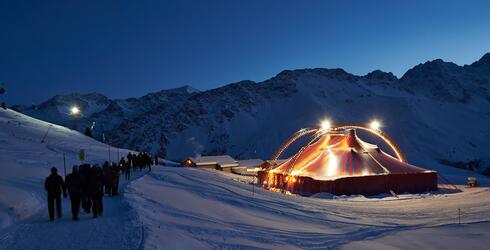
[44,152,158,221]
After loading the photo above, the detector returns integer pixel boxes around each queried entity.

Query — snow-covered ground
[127,166,490,249]
[0,173,144,250]
[0,108,133,230]
[2,108,490,249]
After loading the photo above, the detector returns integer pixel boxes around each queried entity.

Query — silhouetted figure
[118,157,127,183]
[154,154,158,166]
[102,161,112,195]
[89,165,104,218]
[80,164,92,213]
[65,165,82,221]
[44,167,66,221]
[124,158,131,180]
[137,152,143,171]
[127,152,135,171]
[112,162,120,195]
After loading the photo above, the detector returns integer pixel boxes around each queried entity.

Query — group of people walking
[44,152,159,222]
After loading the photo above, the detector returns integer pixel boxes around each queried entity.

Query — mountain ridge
[12,53,490,175]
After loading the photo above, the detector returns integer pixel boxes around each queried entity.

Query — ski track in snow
[0,173,145,250]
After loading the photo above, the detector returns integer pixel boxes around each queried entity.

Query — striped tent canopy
[270,129,430,181]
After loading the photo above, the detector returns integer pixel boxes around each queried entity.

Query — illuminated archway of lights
[268,124,406,169]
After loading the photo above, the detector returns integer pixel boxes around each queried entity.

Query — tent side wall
[258,171,438,196]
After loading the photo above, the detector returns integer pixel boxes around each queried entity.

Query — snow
[0,174,144,250]
[0,108,133,230]
[2,108,490,249]
[341,222,490,250]
[127,166,490,249]
[190,155,238,167]
[237,159,264,168]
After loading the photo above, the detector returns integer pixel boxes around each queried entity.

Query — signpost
[79,149,85,163]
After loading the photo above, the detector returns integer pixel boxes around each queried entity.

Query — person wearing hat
[44,167,67,221]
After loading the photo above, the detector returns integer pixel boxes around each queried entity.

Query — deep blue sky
[1,0,490,104]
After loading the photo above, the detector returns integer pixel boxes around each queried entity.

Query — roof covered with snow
[237,159,264,168]
[190,155,238,167]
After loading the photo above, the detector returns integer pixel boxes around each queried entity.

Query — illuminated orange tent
[258,129,437,196]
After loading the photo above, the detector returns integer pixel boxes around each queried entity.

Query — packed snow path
[0,173,145,250]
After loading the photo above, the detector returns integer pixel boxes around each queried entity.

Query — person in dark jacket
[123,158,131,180]
[127,152,135,171]
[89,165,104,218]
[80,164,92,213]
[65,165,82,221]
[112,162,119,195]
[102,161,111,195]
[44,167,66,221]
[154,154,158,166]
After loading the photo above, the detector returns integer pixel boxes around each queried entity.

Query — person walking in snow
[119,157,129,181]
[136,152,143,171]
[124,158,131,180]
[80,164,92,213]
[65,165,82,221]
[112,162,119,195]
[44,167,67,221]
[127,152,135,171]
[89,165,104,218]
[154,154,158,167]
[102,161,112,195]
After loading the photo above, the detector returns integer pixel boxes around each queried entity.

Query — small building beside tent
[232,159,264,176]
[184,155,239,172]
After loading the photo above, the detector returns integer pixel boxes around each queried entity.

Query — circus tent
[258,129,437,196]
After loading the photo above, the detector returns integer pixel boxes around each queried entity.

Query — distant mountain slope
[13,53,490,175]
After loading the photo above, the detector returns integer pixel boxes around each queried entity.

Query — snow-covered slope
[14,54,490,176]
[0,108,133,230]
[126,166,490,249]
[2,107,490,249]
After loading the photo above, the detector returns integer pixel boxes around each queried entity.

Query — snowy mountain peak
[402,59,459,79]
[274,68,357,83]
[363,70,398,83]
[144,85,200,98]
[166,85,201,94]
[47,92,110,106]
[471,52,490,67]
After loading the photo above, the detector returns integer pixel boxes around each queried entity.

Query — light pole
[70,106,80,131]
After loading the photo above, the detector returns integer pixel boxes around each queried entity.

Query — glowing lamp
[370,120,381,130]
[320,120,331,131]
[70,106,80,115]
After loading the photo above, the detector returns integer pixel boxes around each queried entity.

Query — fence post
[458,208,461,224]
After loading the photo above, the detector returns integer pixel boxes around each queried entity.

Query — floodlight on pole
[70,106,80,131]
[370,120,381,131]
[320,120,332,131]
[70,106,80,115]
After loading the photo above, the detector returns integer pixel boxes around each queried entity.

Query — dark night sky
[1,0,490,104]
